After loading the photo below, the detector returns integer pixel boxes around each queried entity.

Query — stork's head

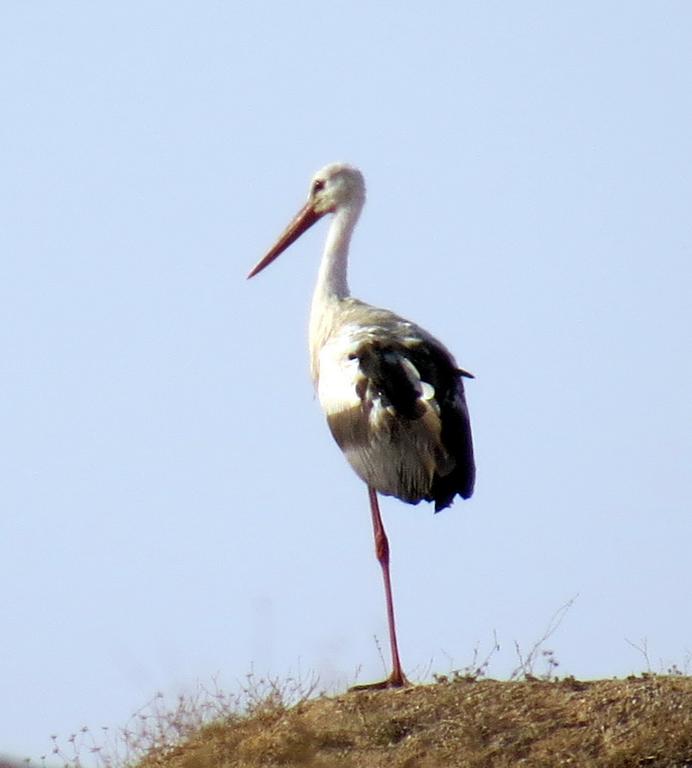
[308,163,366,215]
[248,163,366,278]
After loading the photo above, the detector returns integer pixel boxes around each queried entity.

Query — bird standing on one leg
[248,163,475,689]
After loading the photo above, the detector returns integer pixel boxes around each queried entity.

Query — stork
[248,163,475,689]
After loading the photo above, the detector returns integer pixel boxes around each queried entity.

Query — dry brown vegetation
[131,674,692,768]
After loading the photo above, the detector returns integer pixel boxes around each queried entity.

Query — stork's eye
[312,179,325,194]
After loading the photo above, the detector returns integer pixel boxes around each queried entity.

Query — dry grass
[129,674,692,768]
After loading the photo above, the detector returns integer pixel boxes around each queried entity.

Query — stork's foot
[348,671,410,692]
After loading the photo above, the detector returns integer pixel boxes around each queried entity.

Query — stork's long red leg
[350,487,409,690]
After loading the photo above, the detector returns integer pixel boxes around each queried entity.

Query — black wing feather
[355,341,424,420]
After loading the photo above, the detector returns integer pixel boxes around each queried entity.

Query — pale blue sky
[2,1,691,761]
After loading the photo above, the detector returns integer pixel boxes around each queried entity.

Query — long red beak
[247,202,324,279]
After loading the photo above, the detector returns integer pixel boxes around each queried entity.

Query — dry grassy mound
[137,675,692,768]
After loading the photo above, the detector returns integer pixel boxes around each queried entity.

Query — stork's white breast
[316,336,363,416]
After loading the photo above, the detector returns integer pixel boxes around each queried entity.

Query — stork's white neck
[313,202,362,301]
[309,200,362,382]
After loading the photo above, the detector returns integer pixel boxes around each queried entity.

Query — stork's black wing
[349,326,475,511]
[402,338,475,509]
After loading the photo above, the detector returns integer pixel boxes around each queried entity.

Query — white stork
[248,163,475,689]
